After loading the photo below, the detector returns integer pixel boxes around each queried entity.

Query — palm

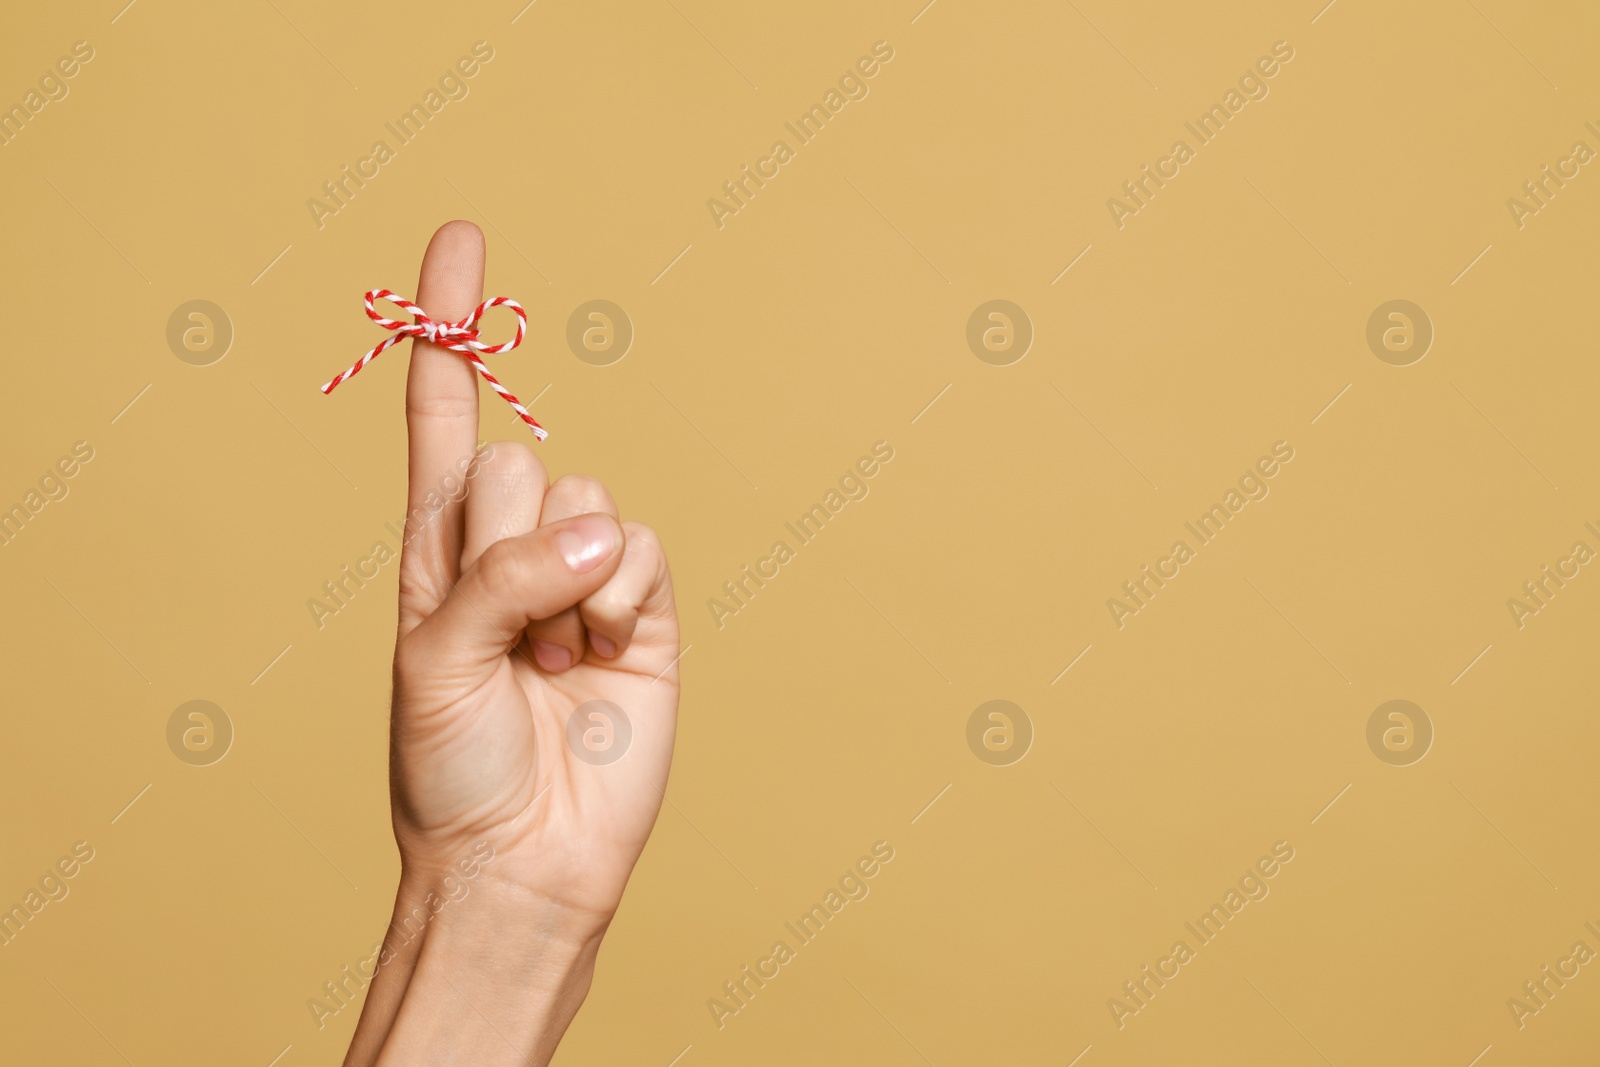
[395,592,678,919]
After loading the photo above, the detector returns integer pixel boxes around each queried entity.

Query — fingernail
[533,639,571,672]
[590,633,617,658]
[556,516,619,574]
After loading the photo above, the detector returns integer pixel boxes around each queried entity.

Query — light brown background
[2,0,1598,1064]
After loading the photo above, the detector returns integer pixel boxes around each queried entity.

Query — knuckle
[405,393,478,421]
[527,610,583,642]
[476,439,547,495]
[475,537,532,596]
[622,521,663,557]
[546,473,615,517]
[625,521,672,591]
[582,597,638,645]
[584,583,635,622]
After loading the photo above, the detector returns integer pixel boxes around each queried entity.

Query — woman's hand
[345,221,680,1067]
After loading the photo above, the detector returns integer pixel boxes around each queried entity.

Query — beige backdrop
[2,0,1598,1064]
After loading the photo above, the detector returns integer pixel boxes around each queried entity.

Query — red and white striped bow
[321,289,547,441]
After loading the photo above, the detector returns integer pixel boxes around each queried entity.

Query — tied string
[320,289,548,441]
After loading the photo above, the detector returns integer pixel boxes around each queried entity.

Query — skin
[342,221,680,1067]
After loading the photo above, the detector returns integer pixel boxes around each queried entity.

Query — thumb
[403,513,624,671]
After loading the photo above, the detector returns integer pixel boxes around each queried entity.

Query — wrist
[391,862,607,966]
[392,837,617,950]
[349,860,608,1067]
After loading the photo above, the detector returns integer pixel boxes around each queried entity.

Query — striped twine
[321,289,547,441]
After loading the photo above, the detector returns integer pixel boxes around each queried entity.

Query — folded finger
[579,521,671,663]
[404,514,624,676]
[459,441,547,572]
[525,474,618,671]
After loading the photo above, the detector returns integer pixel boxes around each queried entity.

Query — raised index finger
[399,220,485,629]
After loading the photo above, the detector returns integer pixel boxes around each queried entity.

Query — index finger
[399,220,485,630]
